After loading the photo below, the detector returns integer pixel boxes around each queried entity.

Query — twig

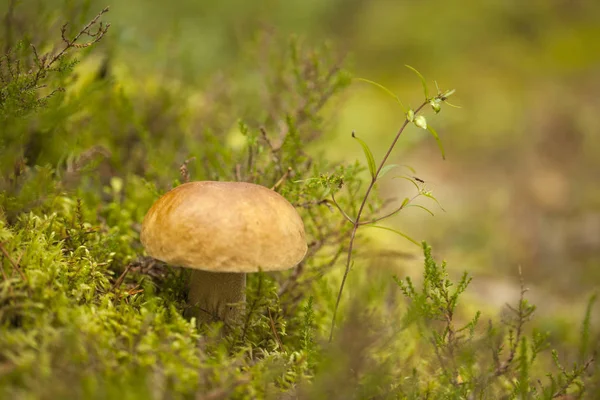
[267,307,284,351]
[330,192,355,224]
[0,242,27,283]
[494,266,531,376]
[552,356,595,398]
[111,263,132,292]
[270,167,292,191]
[179,157,196,183]
[27,7,110,94]
[47,7,110,67]
[279,244,344,300]
[260,127,279,152]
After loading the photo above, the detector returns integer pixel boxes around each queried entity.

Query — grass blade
[355,78,407,112]
[421,191,446,212]
[405,65,429,99]
[426,124,446,160]
[366,225,419,246]
[378,164,399,179]
[352,132,377,179]
[393,175,420,191]
[406,204,435,216]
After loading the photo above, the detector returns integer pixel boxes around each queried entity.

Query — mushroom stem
[187,270,246,326]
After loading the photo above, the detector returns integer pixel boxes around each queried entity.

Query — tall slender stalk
[328,101,428,342]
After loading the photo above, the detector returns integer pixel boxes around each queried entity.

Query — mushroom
[140,181,307,326]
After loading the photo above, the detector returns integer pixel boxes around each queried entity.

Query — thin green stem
[359,193,420,226]
[328,101,427,343]
[330,191,355,224]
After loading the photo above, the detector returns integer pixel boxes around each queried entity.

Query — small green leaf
[352,132,377,179]
[405,65,429,99]
[441,88,456,98]
[366,225,419,246]
[426,125,446,160]
[406,204,435,216]
[378,164,399,179]
[393,175,420,191]
[356,78,407,112]
[414,115,427,130]
[401,164,417,174]
[443,100,462,108]
[421,191,446,212]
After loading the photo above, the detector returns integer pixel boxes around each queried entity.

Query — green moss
[0,3,598,399]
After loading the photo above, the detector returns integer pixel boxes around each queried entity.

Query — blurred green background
[5,0,600,318]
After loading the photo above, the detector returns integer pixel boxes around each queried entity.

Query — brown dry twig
[1,6,110,111]
[111,262,132,292]
[180,157,196,183]
[259,127,280,153]
[0,242,27,283]
[270,167,292,191]
[35,7,111,72]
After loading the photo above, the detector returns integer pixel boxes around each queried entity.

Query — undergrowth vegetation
[1,4,598,399]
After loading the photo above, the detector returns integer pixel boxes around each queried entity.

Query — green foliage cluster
[1,4,598,399]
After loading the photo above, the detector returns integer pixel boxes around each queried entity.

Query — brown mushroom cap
[141,181,307,273]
